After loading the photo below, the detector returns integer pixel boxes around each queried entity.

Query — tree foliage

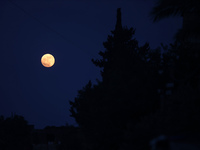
[70,8,161,150]
[0,115,32,150]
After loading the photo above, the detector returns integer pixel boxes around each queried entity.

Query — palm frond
[150,0,199,22]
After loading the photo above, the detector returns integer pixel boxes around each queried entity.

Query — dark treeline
[0,115,32,150]
[0,115,83,150]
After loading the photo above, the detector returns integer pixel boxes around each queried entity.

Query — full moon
[41,54,55,67]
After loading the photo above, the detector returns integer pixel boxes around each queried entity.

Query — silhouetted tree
[151,0,200,55]
[0,115,32,150]
[123,1,200,149]
[70,8,161,150]
[151,0,200,90]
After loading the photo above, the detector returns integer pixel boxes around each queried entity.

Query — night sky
[0,0,182,129]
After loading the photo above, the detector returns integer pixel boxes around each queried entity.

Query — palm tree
[151,0,200,43]
[150,0,200,22]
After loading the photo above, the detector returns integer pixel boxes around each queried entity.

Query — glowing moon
[41,54,55,67]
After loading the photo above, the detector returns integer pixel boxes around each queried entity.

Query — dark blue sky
[0,0,182,129]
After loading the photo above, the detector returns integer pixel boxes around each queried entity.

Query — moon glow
[41,54,55,67]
